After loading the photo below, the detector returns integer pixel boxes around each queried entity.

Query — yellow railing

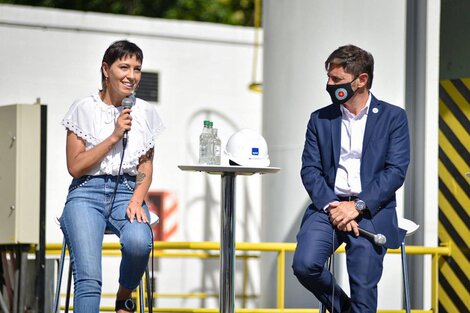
[46,241,451,313]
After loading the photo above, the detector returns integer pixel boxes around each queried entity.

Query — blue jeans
[60,175,153,313]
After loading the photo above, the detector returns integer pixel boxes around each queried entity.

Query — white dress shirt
[334,94,371,197]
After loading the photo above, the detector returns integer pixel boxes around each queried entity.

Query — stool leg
[64,263,72,313]
[319,256,333,313]
[139,278,145,313]
[145,266,153,313]
[65,261,73,313]
[53,239,67,313]
[0,288,9,313]
[401,241,411,313]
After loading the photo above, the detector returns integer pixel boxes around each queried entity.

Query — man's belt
[338,195,358,201]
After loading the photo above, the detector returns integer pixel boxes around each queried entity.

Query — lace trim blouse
[62,92,165,176]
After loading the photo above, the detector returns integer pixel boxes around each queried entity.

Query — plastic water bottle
[212,127,221,165]
[208,121,214,164]
[198,120,213,164]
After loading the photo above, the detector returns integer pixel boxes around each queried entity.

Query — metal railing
[46,241,451,313]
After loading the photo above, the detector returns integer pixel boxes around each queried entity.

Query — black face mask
[326,77,358,105]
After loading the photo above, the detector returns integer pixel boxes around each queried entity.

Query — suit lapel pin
[372,107,379,113]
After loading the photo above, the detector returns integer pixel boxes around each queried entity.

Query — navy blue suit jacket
[301,95,410,248]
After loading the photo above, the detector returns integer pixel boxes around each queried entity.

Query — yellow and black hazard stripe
[438,78,470,313]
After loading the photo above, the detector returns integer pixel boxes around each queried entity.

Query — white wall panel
[261,0,408,309]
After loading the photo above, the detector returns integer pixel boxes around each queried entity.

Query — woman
[60,40,164,313]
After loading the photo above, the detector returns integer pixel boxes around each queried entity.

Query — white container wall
[0,4,263,309]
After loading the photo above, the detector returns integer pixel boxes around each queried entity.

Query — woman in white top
[60,40,164,313]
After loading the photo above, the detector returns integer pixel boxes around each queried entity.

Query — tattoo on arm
[135,171,146,189]
[135,148,153,188]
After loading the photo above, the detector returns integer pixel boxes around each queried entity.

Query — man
[292,45,410,313]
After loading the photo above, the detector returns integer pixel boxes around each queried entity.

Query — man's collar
[341,92,371,117]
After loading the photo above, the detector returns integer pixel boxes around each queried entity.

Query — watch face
[124,299,135,311]
[355,200,366,210]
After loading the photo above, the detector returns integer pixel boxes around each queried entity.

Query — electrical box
[0,104,44,244]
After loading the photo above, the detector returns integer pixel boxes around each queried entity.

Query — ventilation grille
[136,72,159,103]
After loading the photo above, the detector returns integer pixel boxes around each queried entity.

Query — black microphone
[121,95,134,148]
[358,227,387,246]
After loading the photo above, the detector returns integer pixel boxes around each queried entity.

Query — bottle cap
[204,120,211,126]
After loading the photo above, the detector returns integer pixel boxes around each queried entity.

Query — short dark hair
[100,40,143,88]
[325,45,374,89]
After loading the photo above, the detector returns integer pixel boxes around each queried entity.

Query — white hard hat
[225,129,270,167]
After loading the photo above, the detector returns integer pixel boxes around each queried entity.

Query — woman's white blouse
[62,92,165,176]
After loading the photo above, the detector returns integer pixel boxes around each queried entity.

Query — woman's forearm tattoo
[135,149,153,189]
[135,171,146,189]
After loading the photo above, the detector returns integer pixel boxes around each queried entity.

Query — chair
[53,211,159,313]
[319,217,419,313]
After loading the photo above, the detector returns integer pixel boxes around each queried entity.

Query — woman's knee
[121,227,152,257]
[74,278,102,298]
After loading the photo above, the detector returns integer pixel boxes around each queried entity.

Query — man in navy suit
[292,45,410,313]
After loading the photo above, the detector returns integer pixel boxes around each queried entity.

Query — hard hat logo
[225,129,270,167]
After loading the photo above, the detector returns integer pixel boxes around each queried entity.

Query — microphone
[121,95,134,148]
[358,227,387,246]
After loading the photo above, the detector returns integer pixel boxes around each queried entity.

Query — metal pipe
[401,242,411,313]
[220,173,236,313]
[53,240,66,313]
[46,241,451,255]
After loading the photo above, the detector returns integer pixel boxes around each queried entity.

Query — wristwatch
[115,298,136,312]
[354,199,366,214]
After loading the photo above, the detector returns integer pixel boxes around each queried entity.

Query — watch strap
[115,298,136,312]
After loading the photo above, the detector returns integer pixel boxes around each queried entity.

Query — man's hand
[341,220,360,236]
[329,201,360,236]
